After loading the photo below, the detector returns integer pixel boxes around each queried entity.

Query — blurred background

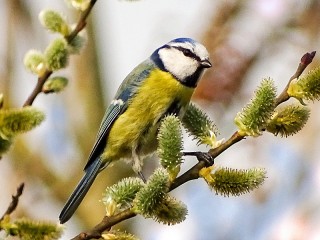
[1,0,320,239]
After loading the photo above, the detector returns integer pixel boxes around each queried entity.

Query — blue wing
[60,60,155,224]
[84,60,154,170]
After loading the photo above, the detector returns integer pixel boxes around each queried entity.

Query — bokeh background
[1,0,320,239]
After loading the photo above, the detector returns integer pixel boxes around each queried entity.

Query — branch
[71,132,245,238]
[71,51,317,239]
[22,0,98,107]
[65,0,97,43]
[275,51,316,106]
[0,183,25,222]
[71,209,136,240]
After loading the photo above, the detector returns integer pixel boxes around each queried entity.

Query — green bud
[0,107,45,138]
[266,104,310,137]
[39,9,70,36]
[133,168,169,217]
[66,0,91,11]
[182,104,219,147]
[102,177,144,216]
[67,32,87,54]
[42,76,68,93]
[44,38,69,71]
[157,115,183,181]
[102,230,139,240]
[152,195,188,225]
[5,218,63,240]
[235,78,277,136]
[203,167,266,197]
[23,50,46,76]
[0,135,13,155]
[288,67,320,102]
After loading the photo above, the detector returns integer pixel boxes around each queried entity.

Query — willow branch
[22,0,98,107]
[70,50,317,240]
[65,0,97,43]
[0,183,25,222]
[275,51,316,106]
[71,209,136,240]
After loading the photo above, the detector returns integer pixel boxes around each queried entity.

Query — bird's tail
[59,157,109,224]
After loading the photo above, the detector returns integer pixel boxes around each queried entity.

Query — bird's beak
[200,59,212,68]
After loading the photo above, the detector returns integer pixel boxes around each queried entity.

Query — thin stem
[71,209,136,240]
[23,70,52,106]
[22,0,98,107]
[0,183,24,222]
[275,51,316,106]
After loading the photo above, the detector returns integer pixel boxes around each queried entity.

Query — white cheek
[159,49,198,80]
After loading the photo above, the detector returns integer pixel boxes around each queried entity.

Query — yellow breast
[102,69,194,162]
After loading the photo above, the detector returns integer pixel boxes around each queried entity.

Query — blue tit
[59,38,212,223]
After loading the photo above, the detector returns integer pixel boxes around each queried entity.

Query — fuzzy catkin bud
[201,167,266,197]
[0,107,45,138]
[102,230,139,240]
[0,136,13,155]
[288,67,320,102]
[23,50,46,76]
[266,104,310,137]
[4,218,63,240]
[39,10,70,36]
[235,78,276,136]
[182,104,219,147]
[133,168,170,217]
[102,177,144,216]
[66,0,91,11]
[44,38,69,71]
[152,195,188,225]
[43,77,68,93]
[157,115,183,181]
[68,34,86,54]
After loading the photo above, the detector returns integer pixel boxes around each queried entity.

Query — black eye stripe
[172,46,201,62]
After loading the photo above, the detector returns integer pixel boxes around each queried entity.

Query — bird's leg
[137,171,147,183]
[183,151,214,166]
[132,148,147,183]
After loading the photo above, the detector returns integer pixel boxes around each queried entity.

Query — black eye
[182,49,194,58]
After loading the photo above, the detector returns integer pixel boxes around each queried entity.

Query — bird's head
[151,38,212,87]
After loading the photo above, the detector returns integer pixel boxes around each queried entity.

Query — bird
[59,38,212,224]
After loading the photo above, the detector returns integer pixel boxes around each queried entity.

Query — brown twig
[71,209,136,240]
[275,51,316,106]
[65,0,97,43]
[22,0,98,107]
[0,183,25,222]
[71,51,317,239]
